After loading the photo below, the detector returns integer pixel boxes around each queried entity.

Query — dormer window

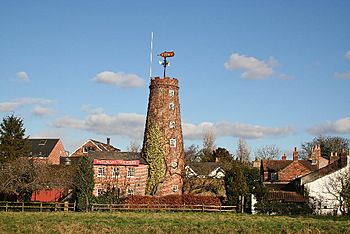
[270,172,278,181]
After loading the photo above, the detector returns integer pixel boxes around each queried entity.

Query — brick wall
[93,164,148,197]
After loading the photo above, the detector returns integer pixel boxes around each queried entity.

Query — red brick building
[90,152,148,197]
[27,138,67,165]
[261,146,332,183]
[71,138,120,157]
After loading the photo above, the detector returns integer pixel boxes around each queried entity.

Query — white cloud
[345,50,350,60]
[183,121,294,140]
[93,71,145,88]
[334,72,350,80]
[308,117,350,135]
[53,109,293,141]
[32,106,54,116]
[53,111,146,139]
[16,71,29,82]
[224,53,276,79]
[0,97,53,113]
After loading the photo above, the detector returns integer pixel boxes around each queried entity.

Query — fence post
[5,202,8,212]
[74,201,76,212]
[22,202,24,212]
[202,204,204,212]
[64,202,68,212]
[40,203,43,212]
[220,204,222,212]
[91,204,94,212]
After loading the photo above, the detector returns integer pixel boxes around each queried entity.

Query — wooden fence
[91,203,237,212]
[0,201,76,212]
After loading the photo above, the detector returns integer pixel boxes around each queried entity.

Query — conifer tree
[73,156,95,211]
[0,114,29,164]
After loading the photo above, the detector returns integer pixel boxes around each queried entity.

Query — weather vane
[159,51,175,78]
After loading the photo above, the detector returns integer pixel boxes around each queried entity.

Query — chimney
[107,137,110,146]
[293,147,299,161]
[281,154,287,161]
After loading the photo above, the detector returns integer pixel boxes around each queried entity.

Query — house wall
[304,164,349,215]
[93,164,148,197]
[72,140,99,157]
[32,140,67,165]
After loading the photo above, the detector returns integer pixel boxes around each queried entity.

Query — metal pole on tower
[149,32,154,78]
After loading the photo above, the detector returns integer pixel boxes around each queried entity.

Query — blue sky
[1,1,350,158]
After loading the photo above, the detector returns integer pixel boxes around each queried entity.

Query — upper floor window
[170,139,177,148]
[169,89,175,97]
[83,146,94,153]
[127,167,135,177]
[169,121,176,129]
[112,167,120,178]
[169,103,175,110]
[97,167,105,178]
[270,172,278,181]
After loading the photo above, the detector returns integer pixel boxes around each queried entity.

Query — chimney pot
[107,137,110,146]
[293,147,299,161]
[282,154,287,161]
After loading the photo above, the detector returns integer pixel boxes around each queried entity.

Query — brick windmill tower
[142,51,185,196]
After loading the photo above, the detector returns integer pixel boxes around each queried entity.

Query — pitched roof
[262,160,318,172]
[88,151,147,165]
[267,191,308,203]
[27,139,60,158]
[90,139,120,152]
[300,156,348,184]
[186,162,221,176]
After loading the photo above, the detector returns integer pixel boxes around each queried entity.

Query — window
[172,185,178,193]
[97,189,104,197]
[127,188,134,196]
[127,167,135,177]
[169,103,175,110]
[97,167,105,177]
[270,172,278,181]
[169,121,176,129]
[169,89,175,97]
[112,167,120,178]
[83,146,94,153]
[39,140,47,145]
[170,139,176,148]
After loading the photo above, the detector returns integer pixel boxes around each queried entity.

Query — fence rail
[0,201,75,212]
[91,203,236,212]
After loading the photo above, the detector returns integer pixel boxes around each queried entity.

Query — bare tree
[236,138,250,163]
[255,145,281,160]
[127,140,141,153]
[201,131,216,162]
[323,168,350,215]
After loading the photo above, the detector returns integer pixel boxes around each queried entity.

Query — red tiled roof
[267,191,308,203]
[262,160,318,172]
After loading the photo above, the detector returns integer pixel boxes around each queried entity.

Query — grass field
[0,211,350,234]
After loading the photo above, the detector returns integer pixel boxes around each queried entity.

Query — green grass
[0,211,350,234]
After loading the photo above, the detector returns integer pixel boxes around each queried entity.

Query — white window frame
[127,167,135,177]
[97,167,106,178]
[169,121,176,129]
[170,139,177,148]
[97,188,105,197]
[270,172,278,181]
[172,185,178,193]
[112,167,120,178]
[127,188,134,196]
[83,147,88,153]
[169,89,175,97]
[169,103,175,110]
